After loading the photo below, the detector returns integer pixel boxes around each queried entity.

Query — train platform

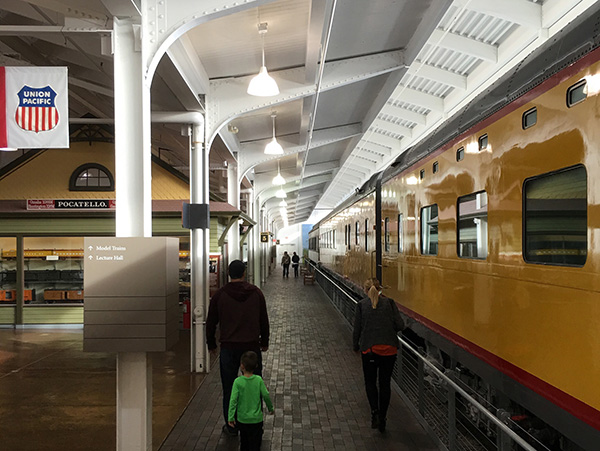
[159,270,438,451]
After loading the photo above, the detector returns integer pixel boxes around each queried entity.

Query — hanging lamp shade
[247,66,279,96]
[248,23,279,97]
[279,199,288,207]
[275,188,287,198]
[264,113,283,155]
[272,161,286,185]
[264,137,284,155]
[272,172,286,185]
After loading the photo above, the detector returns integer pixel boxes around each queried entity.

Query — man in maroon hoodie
[206,259,270,437]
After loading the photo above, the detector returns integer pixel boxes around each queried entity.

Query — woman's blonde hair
[364,278,382,309]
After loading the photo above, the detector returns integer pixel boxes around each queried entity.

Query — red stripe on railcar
[396,303,600,431]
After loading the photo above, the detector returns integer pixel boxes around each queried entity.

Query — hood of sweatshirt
[223,281,260,302]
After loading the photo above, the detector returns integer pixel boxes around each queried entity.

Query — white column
[253,197,262,288]
[113,17,152,451]
[190,122,210,373]
[227,164,240,261]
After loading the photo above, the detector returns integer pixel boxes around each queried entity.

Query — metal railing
[308,262,545,451]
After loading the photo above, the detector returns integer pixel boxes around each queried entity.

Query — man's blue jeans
[220,347,263,424]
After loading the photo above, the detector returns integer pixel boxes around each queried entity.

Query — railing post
[397,342,404,386]
[497,410,512,451]
[418,347,425,416]
[447,378,457,451]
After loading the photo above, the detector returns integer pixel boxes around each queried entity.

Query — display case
[0,237,85,305]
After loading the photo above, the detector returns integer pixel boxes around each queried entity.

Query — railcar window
[355,221,360,246]
[456,147,464,162]
[433,161,439,174]
[567,80,587,107]
[420,169,425,180]
[478,134,488,151]
[420,205,438,255]
[457,191,488,259]
[347,225,351,250]
[522,107,537,129]
[523,165,587,266]
[398,214,404,253]
[384,217,390,252]
[365,219,369,252]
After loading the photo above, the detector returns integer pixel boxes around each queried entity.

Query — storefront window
[0,238,17,318]
[22,237,84,305]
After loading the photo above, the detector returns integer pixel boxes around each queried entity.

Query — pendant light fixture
[272,161,286,185]
[247,22,279,97]
[264,113,283,155]
[279,199,288,207]
[275,188,287,198]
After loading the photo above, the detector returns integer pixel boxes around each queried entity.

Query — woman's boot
[378,414,386,432]
[371,410,379,429]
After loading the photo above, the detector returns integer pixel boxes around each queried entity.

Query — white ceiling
[0,0,597,227]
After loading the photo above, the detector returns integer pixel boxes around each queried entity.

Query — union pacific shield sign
[1,66,69,149]
[16,85,59,132]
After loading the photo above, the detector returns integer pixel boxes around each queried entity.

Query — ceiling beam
[209,50,406,140]
[100,0,141,16]
[430,29,497,63]
[380,103,427,126]
[390,86,444,113]
[371,118,412,139]
[364,132,400,150]
[453,0,541,28]
[167,34,210,96]
[406,62,467,90]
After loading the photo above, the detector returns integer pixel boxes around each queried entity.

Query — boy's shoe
[222,424,238,436]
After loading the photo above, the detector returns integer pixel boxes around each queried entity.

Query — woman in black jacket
[353,278,404,432]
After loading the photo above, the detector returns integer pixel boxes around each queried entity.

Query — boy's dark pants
[238,421,263,451]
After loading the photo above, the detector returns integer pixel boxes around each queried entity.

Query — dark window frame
[364,218,369,252]
[384,217,390,252]
[457,191,488,260]
[567,80,587,108]
[398,213,404,253]
[478,134,488,151]
[522,164,587,267]
[456,147,464,162]
[420,204,438,256]
[69,163,114,192]
[522,107,537,129]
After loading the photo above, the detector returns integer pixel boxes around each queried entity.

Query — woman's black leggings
[361,353,397,417]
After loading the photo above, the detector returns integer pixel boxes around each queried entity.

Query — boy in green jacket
[228,351,274,450]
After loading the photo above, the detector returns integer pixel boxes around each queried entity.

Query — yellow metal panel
[23,306,83,324]
[0,307,14,324]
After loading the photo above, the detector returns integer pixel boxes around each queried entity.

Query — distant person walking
[206,260,270,437]
[353,278,404,433]
[281,251,291,278]
[228,351,274,451]
[291,252,300,278]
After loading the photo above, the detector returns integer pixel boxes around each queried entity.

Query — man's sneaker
[222,424,238,436]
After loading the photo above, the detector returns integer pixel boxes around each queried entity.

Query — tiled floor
[160,271,439,450]
[0,327,203,451]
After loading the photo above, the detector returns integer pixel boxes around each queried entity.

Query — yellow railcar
[312,7,600,449]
